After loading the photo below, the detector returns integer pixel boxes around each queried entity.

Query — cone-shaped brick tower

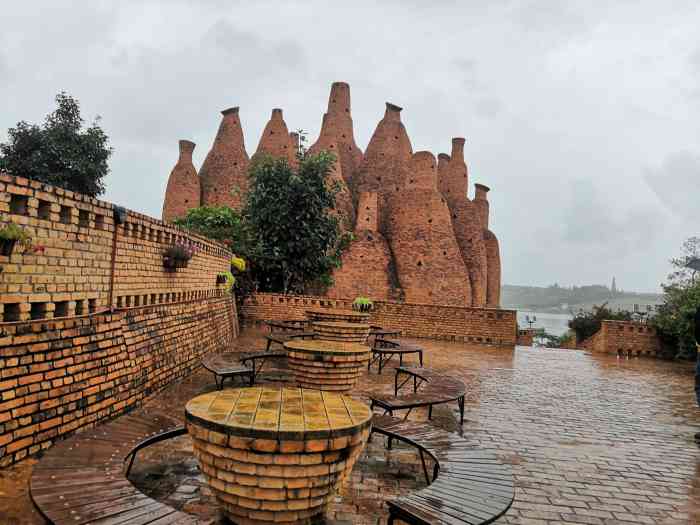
[308,82,363,189]
[199,107,249,211]
[162,140,200,222]
[253,109,297,167]
[442,138,488,306]
[355,103,413,233]
[485,230,501,307]
[325,144,355,230]
[326,191,399,301]
[474,183,501,307]
[387,151,471,306]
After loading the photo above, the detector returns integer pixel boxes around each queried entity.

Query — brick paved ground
[2,328,699,524]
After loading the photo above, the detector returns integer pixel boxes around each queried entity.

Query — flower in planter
[0,221,37,256]
[163,241,198,269]
[231,255,246,272]
[352,296,373,313]
[217,271,236,290]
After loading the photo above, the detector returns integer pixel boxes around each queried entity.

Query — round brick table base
[284,340,370,392]
[186,387,372,525]
[311,321,370,343]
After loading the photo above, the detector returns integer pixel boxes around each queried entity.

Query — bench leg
[458,396,465,425]
[399,353,403,366]
[387,436,393,450]
[215,374,222,390]
[265,339,272,352]
[125,451,137,477]
[394,371,399,396]
[433,463,439,481]
[418,448,430,485]
[387,511,396,525]
[428,405,433,420]
[419,350,423,367]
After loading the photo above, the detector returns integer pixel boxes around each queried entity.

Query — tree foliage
[244,152,346,294]
[568,303,633,343]
[173,206,248,249]
[0,92,112,197]
[650,237,700,359]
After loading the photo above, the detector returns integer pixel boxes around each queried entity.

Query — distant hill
[501,284,663,314]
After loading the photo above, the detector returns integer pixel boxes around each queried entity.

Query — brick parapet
[240,293,516,346]
[581,320,661,357]
[1,173,232,322]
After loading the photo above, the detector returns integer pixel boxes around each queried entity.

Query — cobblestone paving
[1,329,699,524]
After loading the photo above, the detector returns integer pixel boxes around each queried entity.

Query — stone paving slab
[1,328,699,524]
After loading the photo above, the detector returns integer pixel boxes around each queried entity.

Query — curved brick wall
[253,108,297,167]
[199,107,250,211]
[308,82,363,190]
[387,152,471,306]
[485,229,501,308]
[0,175,239,465]
[162,140,200,222]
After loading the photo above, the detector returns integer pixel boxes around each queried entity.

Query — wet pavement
[1,328,699,524]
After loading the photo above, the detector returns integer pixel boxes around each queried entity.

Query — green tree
[173,206,247,249]
[0,92,112,197]
[568,303,633,343]
[244,151,346,294]
[650,237,700,359]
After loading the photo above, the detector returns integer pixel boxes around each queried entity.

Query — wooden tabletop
[185,386,372,440]
[284,339,370,356]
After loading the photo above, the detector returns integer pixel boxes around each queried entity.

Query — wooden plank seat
[30,411,201,525]
[263,320,316,351]
[371,415,514,525]
[370,367,466,424]
[369,342,424,373]
[201,352,254,389]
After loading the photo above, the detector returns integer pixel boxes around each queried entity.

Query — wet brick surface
[2,328,699,524]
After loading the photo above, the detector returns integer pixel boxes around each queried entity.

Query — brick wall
[0,295,237,467]
[0,172,231,321]
[580,320,661,357]
[240,293,516,346]
[0,175,239,466]
[517,329,536,346]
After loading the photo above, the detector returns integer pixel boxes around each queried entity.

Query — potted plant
[217,271,236,290]
[352,296,373,313]
[0,222,36,256]
[163,242,197,270]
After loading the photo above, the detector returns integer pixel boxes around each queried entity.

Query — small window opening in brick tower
[54,301,69,318]
[78,209,90,228]
[30,302,47,320]
[3,303,20,322]
[95,214,105,230]
[59,206,71,224]
[88,299,96,313]
[38,200,52,220]
[9,194,29,215]
[74,300,84,316]
[417,261,423,267]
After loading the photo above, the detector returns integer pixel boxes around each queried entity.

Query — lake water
[517,311,572,336]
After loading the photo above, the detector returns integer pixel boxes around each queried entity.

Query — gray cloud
[1,1,699,292]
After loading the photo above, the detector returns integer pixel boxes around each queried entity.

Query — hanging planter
[162,242,197,271]
[0,222,42,257]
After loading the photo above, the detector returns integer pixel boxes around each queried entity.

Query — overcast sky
[2,1,699,292]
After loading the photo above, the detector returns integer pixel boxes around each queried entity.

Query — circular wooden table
[311,320,370,343]
[284,339,371,392]
[185,386,372,525]
[305,308,370,324]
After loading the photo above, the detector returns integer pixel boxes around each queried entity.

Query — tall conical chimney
[253,108,297,167]
[474,183,490,229]
[199,107,249,211]
[162,140,200,222]
[308,82,363,188]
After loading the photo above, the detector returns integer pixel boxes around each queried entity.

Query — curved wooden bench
[30,411,200,525]
[372,415,514,525]
[264,320,316,351]
[370,367,466,424]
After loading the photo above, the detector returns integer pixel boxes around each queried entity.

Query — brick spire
[199,107,250,211]
[162,140,200,222]
[253,109,297,167]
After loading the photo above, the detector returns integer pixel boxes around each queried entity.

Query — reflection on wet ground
[1,328,699,524]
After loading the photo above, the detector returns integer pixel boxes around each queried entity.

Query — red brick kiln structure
[162,82,502,307]
[162,140,200,222]
[198,107,249,210]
